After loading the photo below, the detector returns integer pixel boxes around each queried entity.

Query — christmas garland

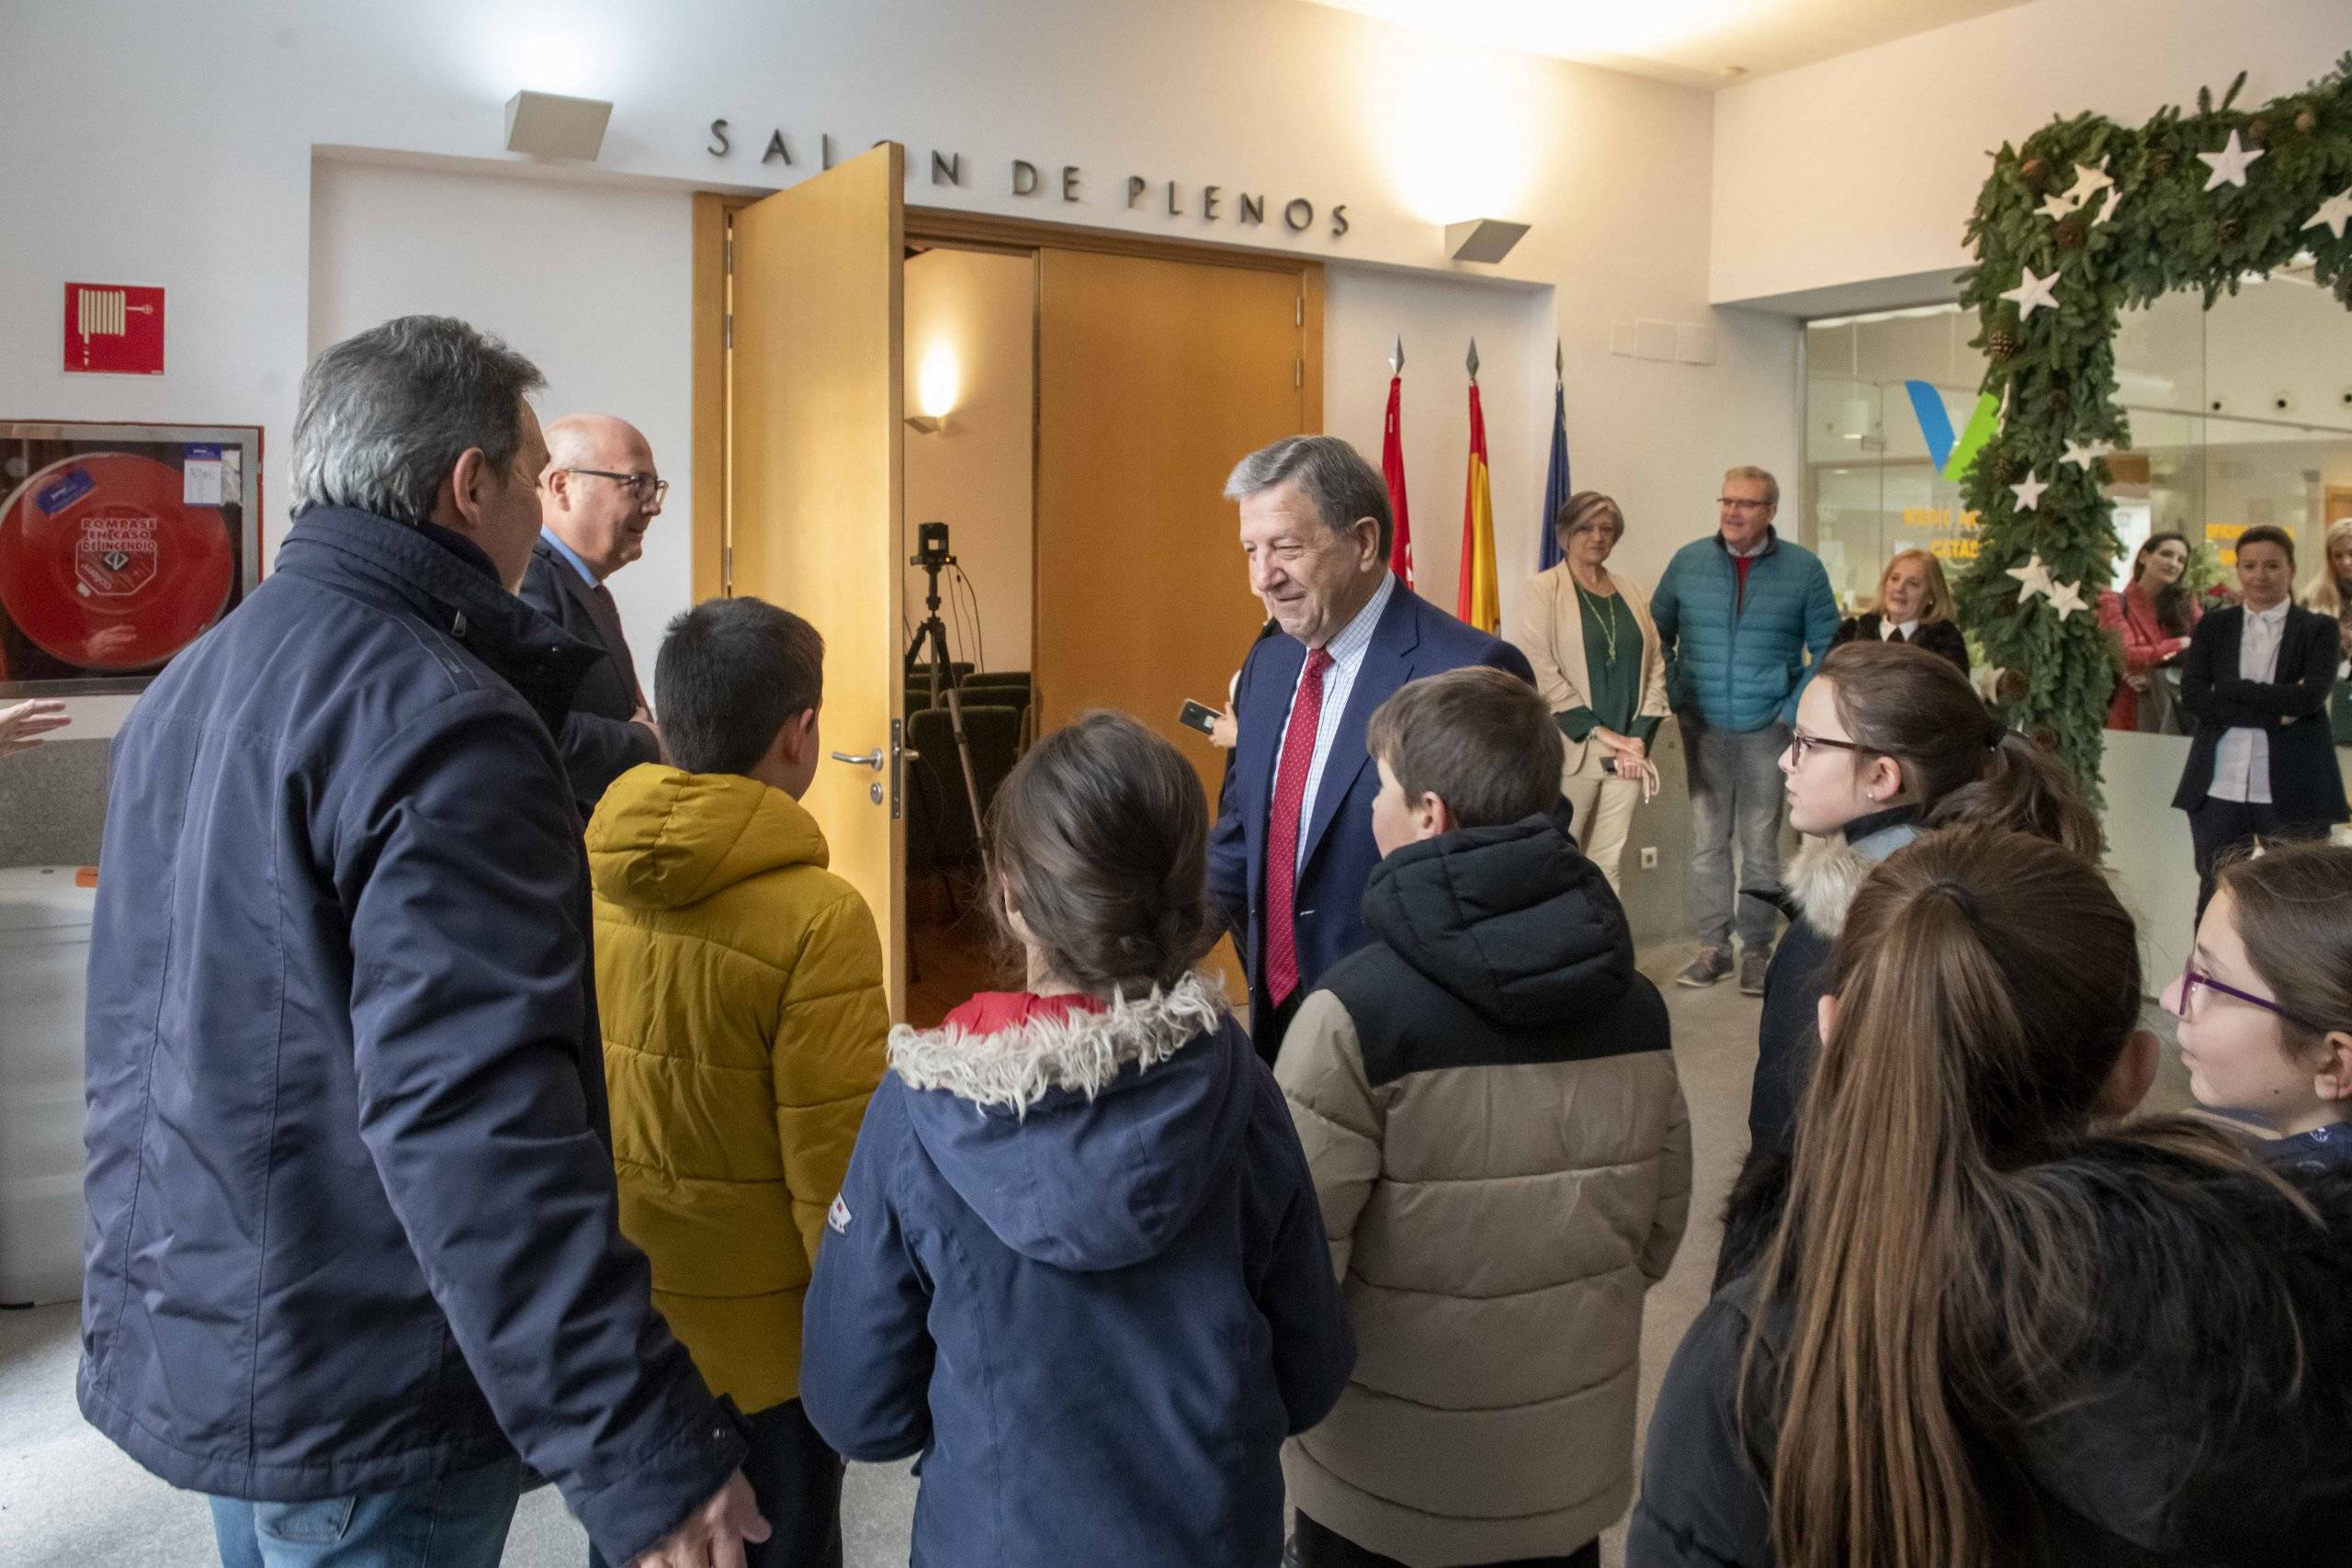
[1953,53,2352,804]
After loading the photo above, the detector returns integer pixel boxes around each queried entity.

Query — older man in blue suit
[1209,435,1535,1064]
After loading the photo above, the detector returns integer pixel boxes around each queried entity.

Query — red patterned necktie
[1265,647,1334,1006]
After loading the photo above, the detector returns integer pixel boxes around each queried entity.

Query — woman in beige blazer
[1510,491,1670,890]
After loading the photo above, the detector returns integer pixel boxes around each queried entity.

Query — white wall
[308,159,695,660]
[1712,0,2352,306]
[1,0,1801,740]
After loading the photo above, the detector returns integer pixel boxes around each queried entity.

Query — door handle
[831,748,885,772]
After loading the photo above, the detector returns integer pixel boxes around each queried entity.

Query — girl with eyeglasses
[1745,639,2097,1157]
[1629,826,2352,1568]
[2165,840,2352,1175]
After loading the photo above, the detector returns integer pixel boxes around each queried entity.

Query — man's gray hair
[1223,435,1393,558]
[289,315,545,525]
[1723,464,1781,508]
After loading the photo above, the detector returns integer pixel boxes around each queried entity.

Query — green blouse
[1557,583,1660,748]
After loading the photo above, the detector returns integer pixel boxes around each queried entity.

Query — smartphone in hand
[1177,699,1220,737]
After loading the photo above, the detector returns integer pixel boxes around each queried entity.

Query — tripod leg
[924,617,986,842]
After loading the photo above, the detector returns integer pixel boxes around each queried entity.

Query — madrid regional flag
[1456,377,1500,634]
[1382,370,1415,590]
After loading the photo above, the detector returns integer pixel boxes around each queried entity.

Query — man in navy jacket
[1208,436,1532,1063]
[79,317,763,1568]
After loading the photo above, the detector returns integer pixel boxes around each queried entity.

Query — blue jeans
[209,1454,524,1568]
[1681,712,1789,953]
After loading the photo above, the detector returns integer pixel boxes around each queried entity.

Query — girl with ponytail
[1747,638,2098,1155]
[802,713,1354,1568]
[1630,826,2352,1568]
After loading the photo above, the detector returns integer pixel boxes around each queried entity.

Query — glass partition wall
[1804,276,2352,614]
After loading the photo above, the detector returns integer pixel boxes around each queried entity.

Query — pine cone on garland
[2218,213,2244,244]
[2058,213,2089,250]
[1996,668,2031,705]
[2020,156,2050,194]
[2245,117,2270,148]
[1988,328,2020,362]
[2047,385,2070,412]
[2296,108,2319,136]
[2146,147,2177,178]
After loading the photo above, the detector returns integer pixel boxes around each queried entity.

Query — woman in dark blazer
[2174,525,2348,923]
[1827,547,1969,674]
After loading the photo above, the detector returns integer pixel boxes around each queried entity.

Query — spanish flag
[1456,356,1499,634]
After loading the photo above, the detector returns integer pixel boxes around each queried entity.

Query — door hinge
[1295,296,1304,326]
[721,544,734,592]
[724,233,733,274]
[1295,357,1303,389]
[723,313,734,349]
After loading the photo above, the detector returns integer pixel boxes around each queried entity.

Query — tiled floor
[0,947,2190,1567]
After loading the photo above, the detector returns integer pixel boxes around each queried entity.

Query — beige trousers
[1560,773,1642,892]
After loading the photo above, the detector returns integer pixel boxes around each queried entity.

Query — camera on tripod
[911,520,955,571]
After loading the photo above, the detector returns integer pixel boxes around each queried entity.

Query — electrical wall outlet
[1639,846,1659,871]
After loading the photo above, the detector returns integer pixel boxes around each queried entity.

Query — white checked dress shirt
[2210,601,2290,804]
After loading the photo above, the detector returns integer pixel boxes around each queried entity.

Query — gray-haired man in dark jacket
[79,316,767,1568]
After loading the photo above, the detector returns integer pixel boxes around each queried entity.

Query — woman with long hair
[2098,530,2199,731]
[1826,548,1967,674]
[1630,827,2352,1568]
[2301,515,2352,745]
[1509,491,1669,891]
[1745,639,2097,1154]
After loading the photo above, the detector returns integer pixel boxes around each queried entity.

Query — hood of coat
[587,763,828,910]
[1359,806,1632,1033]
[889,972,1250,1272]
[1785,811,1922,939]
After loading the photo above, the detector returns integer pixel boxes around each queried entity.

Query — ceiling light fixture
[504,90,613,162]
[1444,218,1531,265]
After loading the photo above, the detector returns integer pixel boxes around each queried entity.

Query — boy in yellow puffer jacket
[586,597,888,1568]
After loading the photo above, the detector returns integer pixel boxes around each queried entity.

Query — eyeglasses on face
[563,468,669,506]
[1718,497,1772,511]
[1786,728,1869,766]
[2176,962,2316,1030]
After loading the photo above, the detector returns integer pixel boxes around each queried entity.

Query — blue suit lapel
[1238,632,1306,919]
[1298,588,1421,874]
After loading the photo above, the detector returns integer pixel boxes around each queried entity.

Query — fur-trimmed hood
[888,973,1255,1271]
[1784,813,1922,938]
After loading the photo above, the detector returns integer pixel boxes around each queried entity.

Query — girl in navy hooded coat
[802,712,1354,1568]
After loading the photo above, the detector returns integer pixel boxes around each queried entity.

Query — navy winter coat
[801,976,1355,1568]
[1649,529,1838,732]
[79,508,741,1567]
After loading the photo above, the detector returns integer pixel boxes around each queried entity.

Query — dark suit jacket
[1207,585,1535,1057]
[2172,603,2348,821]
[516,538,661,810]
[1827,613,1969,675]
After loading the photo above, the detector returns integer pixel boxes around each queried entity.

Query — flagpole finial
[1555,339,1563,380]
[1465,338,1480,379]
[1389,334,1404,376]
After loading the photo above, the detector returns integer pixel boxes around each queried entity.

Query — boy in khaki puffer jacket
[587,597,888,1568]
[1277,668,1690,1568]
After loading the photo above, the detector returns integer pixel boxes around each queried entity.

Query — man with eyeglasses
[1649,466,1838,996]
[526,413,670,808]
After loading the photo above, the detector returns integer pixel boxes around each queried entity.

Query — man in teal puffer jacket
[1648,467,1838,996]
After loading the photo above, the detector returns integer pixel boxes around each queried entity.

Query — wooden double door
[712,147,1320,1016]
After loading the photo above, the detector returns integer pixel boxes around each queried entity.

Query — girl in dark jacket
[1633,827,2352,1568]
[1747,640,2097,1156]
[800,712,1353,1568]
[2167,840,2352,1177]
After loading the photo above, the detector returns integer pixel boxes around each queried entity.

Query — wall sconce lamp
[908,342,960,434]
[1444,219,1531,265]
[504,90,613,162]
